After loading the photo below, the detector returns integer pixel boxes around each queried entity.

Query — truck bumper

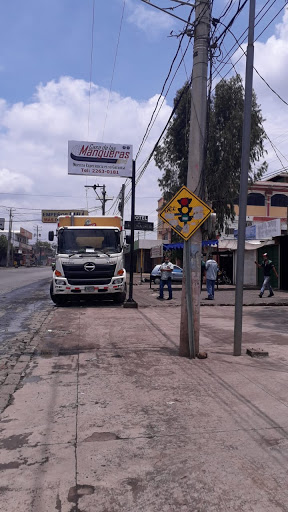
[52,277,126,296]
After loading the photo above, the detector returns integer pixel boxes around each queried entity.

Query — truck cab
[49,216,126,305]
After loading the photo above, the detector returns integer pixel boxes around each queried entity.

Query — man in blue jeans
[205,255,218,300]
[157,255,173,300]
[255,253,278,297]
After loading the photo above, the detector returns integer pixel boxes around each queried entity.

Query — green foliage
[155,74,267,230]
[0,235,8,259]
[156,82,190,201]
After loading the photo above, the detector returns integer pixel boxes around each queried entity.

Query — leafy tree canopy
[0,235,8,259]
[155,74,267,230]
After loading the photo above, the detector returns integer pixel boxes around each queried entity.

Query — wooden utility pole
[179,0,211,357]
[85,184,112,215]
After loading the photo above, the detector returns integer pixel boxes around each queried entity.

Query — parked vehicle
[150,264,183,285]
[49,216,127,305]
[217,269,232,285]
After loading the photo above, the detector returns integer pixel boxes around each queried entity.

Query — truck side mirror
[48,231,54,241]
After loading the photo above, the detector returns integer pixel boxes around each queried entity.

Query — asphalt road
[0,266,52,295]
[0,267,52,357]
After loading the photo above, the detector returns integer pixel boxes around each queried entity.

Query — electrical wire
[101,0,126,142]
[87,0,96,139]
[135,14,193,161]
[211,1,284,84]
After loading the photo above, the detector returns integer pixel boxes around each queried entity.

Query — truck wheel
[113,291,126,304]
[50,282,67,306]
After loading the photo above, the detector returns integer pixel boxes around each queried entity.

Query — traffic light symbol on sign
[176,197,193,224]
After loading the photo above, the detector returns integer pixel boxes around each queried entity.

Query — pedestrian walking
[255,253,278,298]
[205,255,218,300]
[157,255,173,300]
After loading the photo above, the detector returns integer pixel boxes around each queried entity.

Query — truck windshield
[58,229,121,254]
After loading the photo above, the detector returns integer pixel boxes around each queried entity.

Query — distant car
[150,264,183,285]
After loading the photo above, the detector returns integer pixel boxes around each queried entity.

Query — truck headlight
[55,279,66,285]
[113,278,123,284]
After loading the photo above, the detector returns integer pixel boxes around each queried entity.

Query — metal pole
[128,160,136,302]
[179,0,210,357]
[234,0,256,356]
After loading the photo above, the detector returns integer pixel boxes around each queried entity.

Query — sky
[1,0,288,242]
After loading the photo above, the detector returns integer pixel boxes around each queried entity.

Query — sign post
[124,160,138,308]
[67,140,136,306]
[159,186,212,358]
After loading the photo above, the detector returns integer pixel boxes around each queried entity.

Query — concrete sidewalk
[138,280,288,307]
[0,302,288,511]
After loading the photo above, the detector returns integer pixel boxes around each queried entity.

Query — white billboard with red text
[68,141,133,178]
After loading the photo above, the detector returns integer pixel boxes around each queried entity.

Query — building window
[271,194,288,207]
[247,193,265,206]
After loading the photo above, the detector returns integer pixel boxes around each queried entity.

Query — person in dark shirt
[255,252,278,298]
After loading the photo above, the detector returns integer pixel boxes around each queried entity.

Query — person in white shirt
[205,255,219,300]
[157,255,174,300]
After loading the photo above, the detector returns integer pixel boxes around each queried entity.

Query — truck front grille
[62,263,116,286]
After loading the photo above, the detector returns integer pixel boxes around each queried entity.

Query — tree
[0,235,8,261]
[155,74,267,230]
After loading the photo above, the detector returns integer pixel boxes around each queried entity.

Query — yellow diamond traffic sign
[159,186,213,241]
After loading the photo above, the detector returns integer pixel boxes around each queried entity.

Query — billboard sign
[234,218,281,240]
[42,210,88,223]
[68,141,133,178]
[124,221,154,231]
[135,215,148,222]
[150,245,163,259]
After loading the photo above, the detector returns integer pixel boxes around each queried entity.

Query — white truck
[48,215,127,305]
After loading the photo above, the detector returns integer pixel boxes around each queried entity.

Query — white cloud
[0,168,33,193]
[126,0,175,37]
[0,76,171,237]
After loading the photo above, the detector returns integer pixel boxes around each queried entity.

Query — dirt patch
[0,433,32,450]
[84,432,120,442]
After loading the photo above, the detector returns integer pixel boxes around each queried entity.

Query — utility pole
[102,185,107,215]
[85,184,113,215]
[118,184,125,218]
[6,208,13,267]
[179,0,211,357]
[234,0,256,356]
[34,225,42,266]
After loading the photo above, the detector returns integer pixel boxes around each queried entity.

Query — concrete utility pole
[6,208,13,267]
[179,0,211,357]
[234,0,256,356]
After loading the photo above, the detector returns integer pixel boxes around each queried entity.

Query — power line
[87,0,96,138]
[214,17,288,108]
[139,0,196,27]
[101,0,126,141]
[135,17,193,161]
[211,0,279,82]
